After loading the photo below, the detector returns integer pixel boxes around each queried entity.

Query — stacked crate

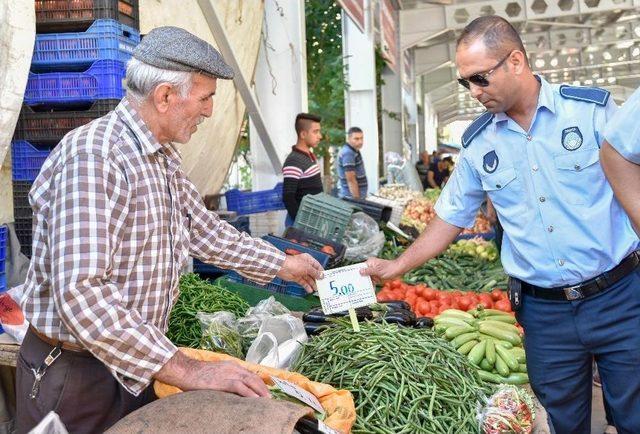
[11,1,140,257]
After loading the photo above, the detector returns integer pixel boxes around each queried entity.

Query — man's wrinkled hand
[276,253,324,293]
[190,361,270,398]
[359,257,403,284]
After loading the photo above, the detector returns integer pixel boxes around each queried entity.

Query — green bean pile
[404,256,508,292]
[292,320,491,434]
[167,274,249,348]
[380,239,508,292]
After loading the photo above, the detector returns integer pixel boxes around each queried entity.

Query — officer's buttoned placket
[520,126,568,284]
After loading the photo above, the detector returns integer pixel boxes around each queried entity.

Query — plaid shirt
[21,98,285,395]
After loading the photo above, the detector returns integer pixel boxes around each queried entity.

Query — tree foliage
[305,0,346,159]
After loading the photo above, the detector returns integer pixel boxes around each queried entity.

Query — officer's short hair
[295,113,322,136]
[457,16,527,61]
[348,126,363,136]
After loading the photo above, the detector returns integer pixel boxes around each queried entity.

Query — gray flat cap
[133,26,234,79]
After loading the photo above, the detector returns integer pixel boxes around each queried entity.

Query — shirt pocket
[553,148,603,205]
[481,167,527,222]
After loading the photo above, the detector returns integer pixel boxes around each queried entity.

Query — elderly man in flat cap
[15,27,324,433]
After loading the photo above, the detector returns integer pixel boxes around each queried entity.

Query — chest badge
[562,127,583,151]
[482,150,499,174]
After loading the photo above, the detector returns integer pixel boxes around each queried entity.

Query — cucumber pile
[434,307,529,385]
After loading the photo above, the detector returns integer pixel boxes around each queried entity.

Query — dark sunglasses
[457,52,512,90]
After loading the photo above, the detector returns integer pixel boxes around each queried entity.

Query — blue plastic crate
[261,235,331,267]
[0,275,5,295]
[25,59,126,107]
[11,140,53,182]
[225,183,285,215]
[32,19,139,71]
[226,237,330,298]
[0,225,7,278]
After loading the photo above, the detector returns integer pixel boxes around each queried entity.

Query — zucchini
[480,320,520,334]
[481,308,515,317]
[495,340,514,349]
[501,372,529,385]
[495,354,510,377]
[483,314,517,324]
[457,340,478,355]
[477,370,503,384]
[452,332,480,348]
[444,324,476,339]
[518,363,528,373]
[495,344,519,371]
[438,309,474,321]
[477,370,529,385]
[467,341,486,367]
[485,339,496,366]
[434,317,469,328]
[509,347,526,363]
[478,323,522,345]
[479,359,493,371]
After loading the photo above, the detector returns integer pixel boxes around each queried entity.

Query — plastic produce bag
[343,212,385,262]
[246,314,307,369]
[197,311,244,359]
[246,297,290,317]
[478,385,536,434]
[385,152,423,192]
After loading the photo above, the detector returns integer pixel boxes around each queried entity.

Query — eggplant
[375,310,416,326]
[304,322,332,336]
[302,308,331,323]
[414,317,435,329]
[382,300,411,311]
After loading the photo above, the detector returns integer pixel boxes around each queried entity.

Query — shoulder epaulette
[462,111,494,148]
[559,85,610,106]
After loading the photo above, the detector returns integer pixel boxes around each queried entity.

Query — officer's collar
[493,75,556,124]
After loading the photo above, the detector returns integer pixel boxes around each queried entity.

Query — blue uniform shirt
[604,86,640,163]
[435,77,640,287]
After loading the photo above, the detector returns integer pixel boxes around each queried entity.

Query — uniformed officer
[363,16,640,434]
[601,86,640,233]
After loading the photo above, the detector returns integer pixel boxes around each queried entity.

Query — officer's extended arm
[601,141,640,234]
[361,216,462,282]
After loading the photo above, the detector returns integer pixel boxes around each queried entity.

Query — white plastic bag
[343,212,386,261]
[245,314,307,369]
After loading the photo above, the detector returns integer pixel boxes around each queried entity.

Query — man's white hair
[125,57,193,103]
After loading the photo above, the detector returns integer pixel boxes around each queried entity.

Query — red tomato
[423,288,436,301]
[391,280,402,289]
[457,296,472,311]
[451,290,463,299]
[417,299,430,313]
[494,299,512,312]
[415,285,426,297]
[491,288,504,301]
[478,294,494,308]
[429,300,440,311]
[437,292,452,302]
[406,287,417,298]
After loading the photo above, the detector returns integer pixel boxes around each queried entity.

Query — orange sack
[154,348,356,434]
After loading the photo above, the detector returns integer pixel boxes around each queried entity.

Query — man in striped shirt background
[282,113,324,226]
